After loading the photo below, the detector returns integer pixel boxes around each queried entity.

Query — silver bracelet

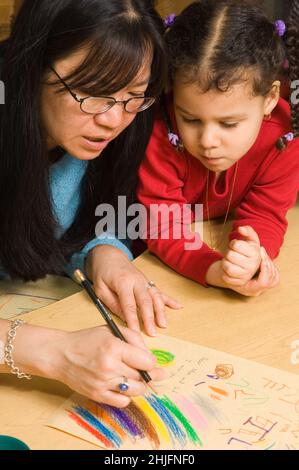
[4,320,32,380]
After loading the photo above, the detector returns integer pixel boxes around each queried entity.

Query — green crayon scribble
[160,396,203,447]
[151,349,175,366]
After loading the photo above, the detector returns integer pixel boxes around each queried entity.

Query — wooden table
[0,204,298,450]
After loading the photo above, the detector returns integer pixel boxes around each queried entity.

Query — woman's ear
[264,80,281,115]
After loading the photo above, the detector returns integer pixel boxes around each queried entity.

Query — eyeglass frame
[50,67,156,115]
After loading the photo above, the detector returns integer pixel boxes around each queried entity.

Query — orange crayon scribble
[100,409,126,439]
[86,402,98,415]
[215,364,234,379]
[86,402,126,439]
[209,385,229,397]
[210,394,221,401]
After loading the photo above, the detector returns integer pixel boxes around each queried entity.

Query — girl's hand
[230,247,280,297]
[222,226,262,286]
[86,245,182,337]
[40,325,166,407]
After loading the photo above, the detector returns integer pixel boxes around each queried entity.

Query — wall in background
[156,0,192,16]
[156,0,292,19]
[0,0,14,41]
[0,0,22,40]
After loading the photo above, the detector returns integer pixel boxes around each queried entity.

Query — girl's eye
[181,116,239,129]
[182,116,201,124]
[221,122,239,128]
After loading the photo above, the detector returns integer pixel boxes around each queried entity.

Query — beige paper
[0,275,81,319]
[48,334,299,450]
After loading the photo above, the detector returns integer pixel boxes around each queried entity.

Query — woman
[0,0,180,407]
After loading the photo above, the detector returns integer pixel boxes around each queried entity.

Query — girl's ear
[264,80,281,115]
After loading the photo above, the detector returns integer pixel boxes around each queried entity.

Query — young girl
[0,0,180,408]
[138,0,299,297]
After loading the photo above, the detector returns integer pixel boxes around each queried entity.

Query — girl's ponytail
[285,0,299,138]
[275,1,299,150]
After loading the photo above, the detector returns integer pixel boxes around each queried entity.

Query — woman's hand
[10,322,165,407]
[51,325,165,407]
[86,245,182,336]
[222,226,262,286]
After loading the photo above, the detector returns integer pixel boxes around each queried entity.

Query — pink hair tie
[168,132,184,152]
[168,132,180,146]
[275,20,286,37]
[284,132,294,142]
[164,13,176,28]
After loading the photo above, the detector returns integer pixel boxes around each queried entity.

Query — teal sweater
[0,152,133,280]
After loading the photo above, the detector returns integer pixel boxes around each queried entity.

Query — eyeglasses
[50,67,156,115]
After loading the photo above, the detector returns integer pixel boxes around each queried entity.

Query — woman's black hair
[165,0,299,147]
[0,0,167,280]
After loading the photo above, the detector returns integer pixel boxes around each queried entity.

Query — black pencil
[74,269,157,394]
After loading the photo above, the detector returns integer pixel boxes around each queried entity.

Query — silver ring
[147,280,156,289]
[118,376,129,393]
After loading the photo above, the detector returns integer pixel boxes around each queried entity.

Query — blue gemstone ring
[118,377,129,393]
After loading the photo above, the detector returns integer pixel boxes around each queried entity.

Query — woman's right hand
[6,321,165,407]
[42,325,164,407]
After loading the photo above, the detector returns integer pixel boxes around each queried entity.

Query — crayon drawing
[151,349,175,366]
[48,335,299,450]
[65,393,203,450]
